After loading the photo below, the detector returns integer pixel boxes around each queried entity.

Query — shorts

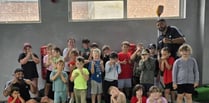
[46,70,52,84]
[54,91,67,103]
[23,67,39,80]
[165,82,174,91]
[91,80,103,94]
[118,79,132,89]
[69,81,74,92]
[177,84,194,94]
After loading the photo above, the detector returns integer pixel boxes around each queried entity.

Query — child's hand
[100,61,103,66]
[194,83,199,88]
[173,84,177,89]
[157,98,163,103]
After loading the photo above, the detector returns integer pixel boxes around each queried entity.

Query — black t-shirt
[18,53,39,79]
[157,26,184,58]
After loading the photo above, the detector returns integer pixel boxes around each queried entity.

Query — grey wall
[0,0,208,100]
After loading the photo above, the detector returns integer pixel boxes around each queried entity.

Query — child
[146,86,167,103]
[131,43,143,85]
[159,47,175,102]
[131,84,147,103]
[68,48,79,103]
[8,87,25,103]
[172,44,199,103]
[43,43,55,99]
[71,56,89,103]
[50,60,68,103]
[109,86,126,103]
[139,49,157,96]
[89,48,104,103]
[118,41,132,99]
[103,52,121,103]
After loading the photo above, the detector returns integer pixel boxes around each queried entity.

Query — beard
[158,27,166,32]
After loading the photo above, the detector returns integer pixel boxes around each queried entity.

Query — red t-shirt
[118,52,132,79]
[131,96,147,103]
[68,60,76,79]
[8,96,21,103]
[162,56,175,84]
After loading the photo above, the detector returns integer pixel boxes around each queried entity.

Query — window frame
[0,0,41,24]
[68,0,186,22]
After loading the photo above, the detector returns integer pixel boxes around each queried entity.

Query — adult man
[3,68,38,103]
[156,19,186,59]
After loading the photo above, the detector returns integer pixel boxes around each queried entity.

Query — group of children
[6,38,199,103]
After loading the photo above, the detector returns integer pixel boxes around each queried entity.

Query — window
[0,0,41,23]
[69,0,186,21]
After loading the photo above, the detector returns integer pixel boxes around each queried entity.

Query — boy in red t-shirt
[118,41,133,99]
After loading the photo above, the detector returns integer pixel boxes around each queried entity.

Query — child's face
[82,43,89,49]
[161,50,170,58]
[110,58,118,63]
[47,48,52,55]
[76,61,84,68]
[150,92,161,99]
[12,91,19,98]
[180,50,190,57]
[52,50,59,57]
[56,62,64,70]
[121,45,129,52]
[103,49,111,55]
[92,51,100,59]
[136,89,143,96]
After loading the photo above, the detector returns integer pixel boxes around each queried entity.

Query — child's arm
[164,58,172,70]
[90,61,95,74]
[100,60,105,72]
[60,72,68,84]
[81,69,89,81]
[9,96,18,103]
[70,71,79,82]
[31,53,40,64]
[160,59,165,71]
[50,71,60,81]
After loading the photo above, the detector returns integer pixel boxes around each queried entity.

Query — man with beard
[156,19,185,59]
[3,68,38,103]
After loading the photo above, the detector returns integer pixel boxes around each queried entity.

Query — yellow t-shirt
[72,68,89,89]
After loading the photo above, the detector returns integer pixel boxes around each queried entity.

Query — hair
[121,41,130,46]
[70,48,79,56]
[53,47,62,55]
[109,52,118,59]
[14,68,24,74]
[10,87,20,96]
[149,86,162,93]
[132,84,144,96]
[67,38,75,43]
[178,44,193,54]
[90,42,99,48]
[82,39,90,44]
[76,56,85,63]
[56,59,65,64]
[102,45,110,51]
[148,43,156,49]
[46,43,54,50]
[161,47,171,53]
[92,48,101,56]
[108,86,118,94]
